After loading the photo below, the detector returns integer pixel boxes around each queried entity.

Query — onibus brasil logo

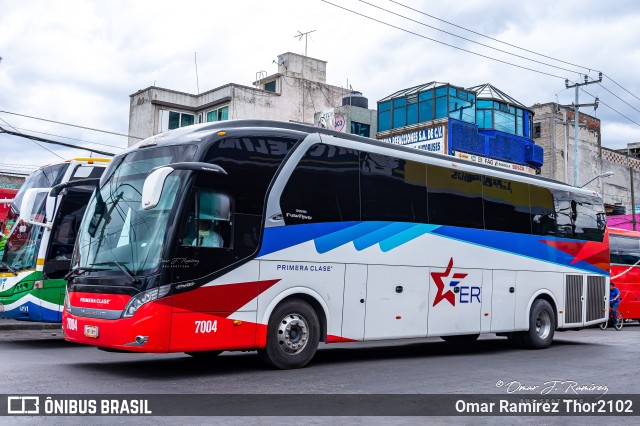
[431,258,481,306]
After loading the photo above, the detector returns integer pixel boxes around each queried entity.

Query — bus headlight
[122,285,171,318]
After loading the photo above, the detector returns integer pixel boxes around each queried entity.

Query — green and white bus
[0,158,108,322]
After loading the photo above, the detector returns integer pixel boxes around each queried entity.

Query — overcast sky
[2,0,640,169]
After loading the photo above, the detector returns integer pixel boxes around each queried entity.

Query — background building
[375,82,543,175]
[127,52,375,146]
[531,102,640,228]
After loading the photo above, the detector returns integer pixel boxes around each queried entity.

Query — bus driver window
[183,188,231,249]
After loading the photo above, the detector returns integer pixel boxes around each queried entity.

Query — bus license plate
[84,325,99,338]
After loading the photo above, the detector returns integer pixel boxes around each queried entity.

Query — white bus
[63,121,608,369]
[0,158,108,322]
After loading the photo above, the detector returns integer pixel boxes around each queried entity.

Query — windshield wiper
[64,266,110,280]
[0,261,18,276]
[90,261,137,284]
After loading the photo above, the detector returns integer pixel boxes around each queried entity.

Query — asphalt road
[1,324,639,424]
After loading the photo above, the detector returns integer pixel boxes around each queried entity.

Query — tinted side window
[573,194,606,242]
[482,176,531,233]
[553,190,574,239]
[611,235,640,265]
[204,137,298,215]
[281,144,360,225]
[427,166,483,229]
[530,185,556,236]
[360,153,427,223]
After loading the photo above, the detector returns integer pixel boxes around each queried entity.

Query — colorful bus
[610,227,640,320]
[0,159,108,322]
[63,121,609,369]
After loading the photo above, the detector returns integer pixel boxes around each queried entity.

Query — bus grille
[586,276,606,322]
[565,275,583,324]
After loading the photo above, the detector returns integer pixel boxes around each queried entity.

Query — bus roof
[129,119,591,195]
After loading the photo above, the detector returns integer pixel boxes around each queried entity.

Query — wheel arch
[526,290,559,330]
[261,287,329,342]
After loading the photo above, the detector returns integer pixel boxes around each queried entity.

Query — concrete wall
[128,53,350,146]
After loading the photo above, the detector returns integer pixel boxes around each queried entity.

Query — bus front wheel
[258,298,320,369]
[516,299,556,349]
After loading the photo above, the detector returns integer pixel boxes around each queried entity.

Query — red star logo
[431,258,467,307]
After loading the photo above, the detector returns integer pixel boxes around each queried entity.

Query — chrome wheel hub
[535,310,551,339]
[277,313,309,355]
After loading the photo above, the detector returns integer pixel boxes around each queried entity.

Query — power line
[579,87,640,128]
[320,0,566,80]
[0,116,66,160]
[0,109,143,140]
[596,83,640,116]
[13,127,126,149]
[602,73,640,104]
[359,0,582,76]
[387,0,640,111]
[0,126,116,156]
[387,0,596,73]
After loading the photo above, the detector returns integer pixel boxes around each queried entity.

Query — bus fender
[520,289,559,330]
[259,286,330,339]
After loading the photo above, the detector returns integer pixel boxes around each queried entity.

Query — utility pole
[630,148,637,231]
[564,73,602,186]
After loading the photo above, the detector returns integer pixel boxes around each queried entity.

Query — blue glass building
[376,82,543,173]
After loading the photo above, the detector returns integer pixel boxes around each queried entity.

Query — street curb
[0,322,61,331]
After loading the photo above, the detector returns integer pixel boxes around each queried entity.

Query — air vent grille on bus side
[586,276,606,322]
[565,275,583,324]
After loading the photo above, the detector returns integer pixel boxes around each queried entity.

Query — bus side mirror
[142,162,228,211]
[19,188,51,227]
[142,167,175,210]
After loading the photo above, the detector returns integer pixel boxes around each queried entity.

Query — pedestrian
[610,282,621,325]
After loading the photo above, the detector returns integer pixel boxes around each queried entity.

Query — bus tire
[258,298,320,369]
[517,299,555,349]
[441,334,479,343]
[186,351,222,358]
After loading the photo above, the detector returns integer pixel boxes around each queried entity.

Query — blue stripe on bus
[258,221,608,275]
[431,226,607,275]
[314,222,388,254]
[353,222,418,251]
[258,222,357,257]
[379,224,440,252]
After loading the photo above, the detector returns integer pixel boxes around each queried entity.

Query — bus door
[364,265,429,340]
[427,261,483,337]
[168,186,260,352]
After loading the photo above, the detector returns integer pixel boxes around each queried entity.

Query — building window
[378,101,391,132]
[393,98,407,128]
[350,121,370,137]
[533,123,541,138]
[264,80,276,92]
[448,89,475,123]
[206,106,229,122]
[167,111,195,130]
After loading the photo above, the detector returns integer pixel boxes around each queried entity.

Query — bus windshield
[74,146,193,278]
[12,163,69,212]
[0,192,47,272]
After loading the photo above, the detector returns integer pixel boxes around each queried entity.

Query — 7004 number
[195,320,218,334]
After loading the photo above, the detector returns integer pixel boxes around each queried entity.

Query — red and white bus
[610,227,640,320]
[63,120,609,369]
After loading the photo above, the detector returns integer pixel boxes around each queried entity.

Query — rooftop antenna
[194,52,200,95]
[294,30,316,56]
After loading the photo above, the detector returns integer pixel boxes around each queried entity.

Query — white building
[127,52,362,147]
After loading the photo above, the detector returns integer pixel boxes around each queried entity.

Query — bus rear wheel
[516,299,555,349]
[258,299,320,369]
